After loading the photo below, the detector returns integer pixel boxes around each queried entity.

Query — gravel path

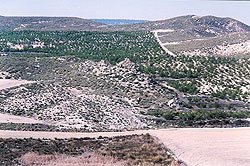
[0,128,250,166]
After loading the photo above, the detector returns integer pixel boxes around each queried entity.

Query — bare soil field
[0,128,249,166]
[150,128,250,166]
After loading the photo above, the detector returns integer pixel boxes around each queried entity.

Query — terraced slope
[157,31,250,56]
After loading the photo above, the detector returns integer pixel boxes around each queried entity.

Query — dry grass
[0,135,184,166]
[19,152,129,166]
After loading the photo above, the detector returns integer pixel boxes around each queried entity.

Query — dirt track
[0,79,34,90]
[0,113,44,124]
[0,128,250,166]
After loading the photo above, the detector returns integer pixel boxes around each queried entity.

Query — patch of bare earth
[149,128,250,166]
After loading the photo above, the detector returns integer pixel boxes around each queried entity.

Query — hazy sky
[0,0,250,25]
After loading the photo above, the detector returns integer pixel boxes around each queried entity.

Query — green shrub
[148,110,250,121]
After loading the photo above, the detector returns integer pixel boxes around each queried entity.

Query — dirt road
[0,79,34,90]
[152,29,176,56]
[0,113,44,124]
[0,128,250,166]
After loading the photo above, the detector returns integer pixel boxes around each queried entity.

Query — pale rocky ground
[1,128,250,166]
[181,40,250,57]
[149,33,250,103]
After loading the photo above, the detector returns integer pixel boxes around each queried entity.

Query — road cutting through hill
[0,128,250,166]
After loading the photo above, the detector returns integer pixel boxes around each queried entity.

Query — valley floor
[1,128,250,166]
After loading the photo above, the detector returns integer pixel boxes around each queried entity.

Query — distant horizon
[0,0,249,25]
[1,14,250,26]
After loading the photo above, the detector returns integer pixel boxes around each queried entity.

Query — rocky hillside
[141,15,250,57]
[103,15,250,34]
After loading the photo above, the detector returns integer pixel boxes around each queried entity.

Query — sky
[0,0,250,25]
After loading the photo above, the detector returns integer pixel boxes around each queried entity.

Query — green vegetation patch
[0,31,164,64]
[149,110,250,121]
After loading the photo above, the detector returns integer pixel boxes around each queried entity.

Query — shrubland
[0,30,249,129]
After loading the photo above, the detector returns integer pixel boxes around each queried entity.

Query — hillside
[0,31,250,132]
[1,15,250,56]
[1,15,250,34]
[0,16,106,31]
[139,15,250,56]
[98,15,250,56]
[102,15,250,33]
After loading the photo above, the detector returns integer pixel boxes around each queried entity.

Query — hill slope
[0,16,106,31]
[0,31,250,131]
[1,15,246,56]
[120,15,250,57]
[103,15,250,34]
[1,15,250,34]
